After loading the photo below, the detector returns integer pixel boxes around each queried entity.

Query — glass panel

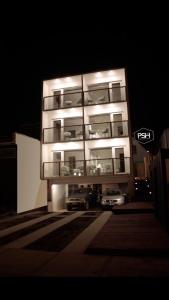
[43,96,59,110]
[60,160,84,176]
[62,91,82,108]
[86,159,113,175]
[63,125,83,141]
[43,158,130,178]
[110,86,126,102]
[84,87,109,105]
[111,121,128,137]
[85,122,111,139]
[43,125,84,143]
[113,157,130,174]
[43,162,60,178]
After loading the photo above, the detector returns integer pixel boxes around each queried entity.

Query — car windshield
[69,187,87,197]
[103,189,121,196]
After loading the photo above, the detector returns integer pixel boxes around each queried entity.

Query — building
[0,133,47,214]
[41,68,133,211]
[150,129,169,229]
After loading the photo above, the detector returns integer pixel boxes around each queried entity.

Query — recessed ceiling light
[95,72,102,78]
[65,77,72,82]
[54,79,61,84]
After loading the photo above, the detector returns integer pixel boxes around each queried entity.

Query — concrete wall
[16,133,47,213]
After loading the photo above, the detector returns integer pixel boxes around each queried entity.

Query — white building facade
[41,68,133,211]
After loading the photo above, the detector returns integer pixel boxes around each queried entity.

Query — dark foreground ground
[0,202,169,293]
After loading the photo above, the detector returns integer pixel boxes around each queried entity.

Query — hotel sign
[134,128,154,144]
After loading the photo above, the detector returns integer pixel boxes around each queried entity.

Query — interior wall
[42,142,84,163]
[84,102,127,124]
[64,150,84,161]
[85,137,130,159]
[43,75,82,97]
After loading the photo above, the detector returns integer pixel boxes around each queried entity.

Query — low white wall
[16,133,47,213]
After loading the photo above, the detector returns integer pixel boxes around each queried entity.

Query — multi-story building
[41,68,133,211]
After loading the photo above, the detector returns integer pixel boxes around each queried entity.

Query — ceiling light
[65,77,72,82]
[95,72,102,78]
[109,70,115,76]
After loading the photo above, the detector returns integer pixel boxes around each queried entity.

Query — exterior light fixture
[95,72,102,78]
[65,77,72,82]
[109,71,115,76]
[54,79,61,84]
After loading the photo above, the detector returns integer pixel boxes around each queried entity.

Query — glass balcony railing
[43,162,60,178]
[85,122,111,139]
[43,157,130,178]
[86,159,113,176]
[43,91,83,110]
[43,125,84,143]
[60,160,85,176]
[43,86,126,110]
[111,121,128,137]
[43,121,128,143]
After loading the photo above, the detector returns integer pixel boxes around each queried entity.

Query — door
[111,82,121,102]
[113,114,123,136]
[69,156,76,174]
[53,152,61,176]
[53,90,61,109]
[114,148,125,173]
[53,120,61,142]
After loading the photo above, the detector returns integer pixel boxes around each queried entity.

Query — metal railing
[43,86,126,110]
[43,157,130,178]
[43,121,128,143]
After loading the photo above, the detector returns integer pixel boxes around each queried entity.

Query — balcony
[43,86,126,111]
[43,91,82,111]
[43,125,84,143]
[43,157,130,178]
[84,86,126,105]
[85,121,128,140]
[43,121,128,143]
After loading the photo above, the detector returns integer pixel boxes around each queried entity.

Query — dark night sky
[1,19,169,153]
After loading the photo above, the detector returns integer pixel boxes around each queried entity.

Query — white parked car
[101,189,126,209]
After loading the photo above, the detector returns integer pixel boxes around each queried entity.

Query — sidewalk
[112,201,155,214]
